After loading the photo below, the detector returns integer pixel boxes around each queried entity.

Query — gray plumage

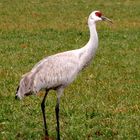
[17,49,92,98]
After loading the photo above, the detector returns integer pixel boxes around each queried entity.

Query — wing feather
[32,51,80,91]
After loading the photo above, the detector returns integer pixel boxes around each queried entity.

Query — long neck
[79,23,98,68]
[86,23,98,53]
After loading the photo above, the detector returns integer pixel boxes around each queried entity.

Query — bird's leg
[41,89,49,136]
[55,97,60,140]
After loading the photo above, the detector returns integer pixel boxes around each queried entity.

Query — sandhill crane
[15,11,112,140]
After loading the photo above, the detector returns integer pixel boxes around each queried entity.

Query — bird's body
[15,11,112,140]
[18,23,98,99]
[20,51,80,96]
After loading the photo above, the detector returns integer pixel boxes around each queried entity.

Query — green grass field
[0,0,140,139]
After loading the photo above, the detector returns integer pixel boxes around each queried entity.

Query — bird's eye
[95,12,102,17]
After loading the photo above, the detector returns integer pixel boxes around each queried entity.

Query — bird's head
[88,11,112,26]
[15,85,23,100]
[15,77,32,100]
[15,84,27,100]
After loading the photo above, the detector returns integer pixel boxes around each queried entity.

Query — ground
[0,0,140,139]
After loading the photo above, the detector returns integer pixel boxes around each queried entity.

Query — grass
[0,0,140,139]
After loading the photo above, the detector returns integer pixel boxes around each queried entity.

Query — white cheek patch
[90,15,94,20]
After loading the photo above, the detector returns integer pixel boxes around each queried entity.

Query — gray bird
[15,10,112,140]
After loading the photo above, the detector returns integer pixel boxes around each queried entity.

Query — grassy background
[0,0,140,139]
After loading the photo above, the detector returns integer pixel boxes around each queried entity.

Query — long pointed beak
[101,16,113,23]
[15,85,20,100]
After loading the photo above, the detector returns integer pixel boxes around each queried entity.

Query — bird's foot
[42,135,54,140]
